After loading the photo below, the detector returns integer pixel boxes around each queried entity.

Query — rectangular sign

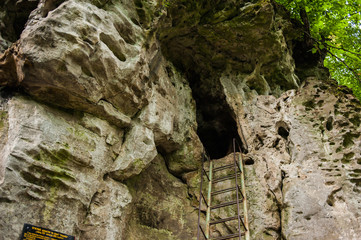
[20,223,75,240]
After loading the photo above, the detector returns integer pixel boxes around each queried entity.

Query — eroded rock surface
[233,78,361,239]
[0,0,360,239]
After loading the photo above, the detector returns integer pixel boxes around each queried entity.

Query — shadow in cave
[0,0,39,42]
[188,71,243,160]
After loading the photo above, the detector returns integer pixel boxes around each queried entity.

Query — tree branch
[304,31,361,85]
[325,49,361,85]
[323,43,361,60]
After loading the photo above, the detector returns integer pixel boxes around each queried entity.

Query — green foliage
[162,0,172,8]
[275,0,361,99]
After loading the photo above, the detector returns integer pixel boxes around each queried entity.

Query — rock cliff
[0,0,360,239]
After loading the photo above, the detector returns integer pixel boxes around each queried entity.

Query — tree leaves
[275,0,361,99]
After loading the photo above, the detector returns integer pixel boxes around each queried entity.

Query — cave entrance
[188,72,243,160]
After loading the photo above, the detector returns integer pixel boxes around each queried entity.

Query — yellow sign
[21,224,75,240]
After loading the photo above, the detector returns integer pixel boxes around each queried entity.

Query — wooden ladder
[197,138,250,240]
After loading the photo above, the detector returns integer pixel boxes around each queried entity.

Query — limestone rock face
[0,96,131,239]
[124,155,198,240]
[18,0,148,122]
[232,78,361,239]
[0,0,360,239]
[159,0,301,95]
[0,0,202,238]
[280,79,361,239]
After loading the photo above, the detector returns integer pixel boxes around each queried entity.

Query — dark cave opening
[187,71,243,160]
[278,126,289,139]
[0,0,39,43]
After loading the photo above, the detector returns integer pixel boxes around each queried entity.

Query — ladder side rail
[235,139,250,240]
[233,138,242,240]
[197,152,206,240]
[205,158,213,239]
[237,117,249,152]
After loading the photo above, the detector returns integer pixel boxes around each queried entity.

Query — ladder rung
[210,215,240,225]
[213,164,233,172]
[213,173,240,183]
[211,187,236,196]
[211,200,243,210]
[212,232,245,240]
[212,161,243,172]
[204,163,242,173]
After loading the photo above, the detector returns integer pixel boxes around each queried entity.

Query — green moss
[40,147,76,224]
[350,178,361,186]
[319,84,328,90]
[341,152,355,164]
[30,147,76,187]
[128,224,174,240]
[133,158,146,170]
[350,114,361,127]
[316,100,324,107]
[342,132,360,148]
[0,111,7,129]
[36,148,71,165]
[43,182,59,224]
[67,127,87,139]
[342,111,350,118]
[302,100,315,110]
[336,146,342,153]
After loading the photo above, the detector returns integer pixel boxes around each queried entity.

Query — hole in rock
[326,116,333,131]
[0,87,15,100]
[278,127,289,139]
[187,72,244,159]
[42,0,66,18]
[276,121,290,139]
[245,158,255,165]
[273,138,280,148]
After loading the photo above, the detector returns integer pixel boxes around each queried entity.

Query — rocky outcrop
[124,155,198,239]
[0,0,360,239]
[229,77,361,239]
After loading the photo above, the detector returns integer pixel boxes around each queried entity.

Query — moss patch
[341,152,355,164]
[350,114,361,128]
[342,132,360,148]
[302,100,315,110]
[0,111,7,129]
[124,155,196,239]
